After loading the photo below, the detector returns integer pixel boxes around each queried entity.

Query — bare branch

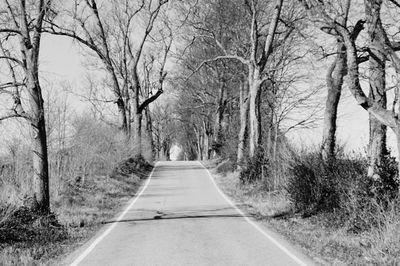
[0,113,21,122]
[0,55,24,66]
[190,55,249,79]
[0,82,25,90]
[388,0,400,8]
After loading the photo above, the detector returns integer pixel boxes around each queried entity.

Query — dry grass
[0,167,147,265]
[206,162,400,265]
[0,117,153,265]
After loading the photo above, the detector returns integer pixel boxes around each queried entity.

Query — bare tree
[320,2,350,160]
[46,1,170,153]
[365,0,388,178]
[130,14,172,156]
[0,0,52,213]
[237,78,249,165]
[192,0,288,158]
[300,0,400,178]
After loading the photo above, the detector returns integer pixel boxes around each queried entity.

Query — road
[64,161,314,266]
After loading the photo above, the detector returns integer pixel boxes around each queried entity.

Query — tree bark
[144,107,154,161]
[213,79,226,158]
[132,74,142,156]
[116,97,129,137]
[237,80,249,164]
[321,42,346,160]
[195,127,203,160]
[20,0,51,213]
[27,75,50,213]
[133,111,142,156]
[248,67,262,157]
[365,0,388,178]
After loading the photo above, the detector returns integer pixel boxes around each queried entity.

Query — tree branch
[388,0,400,8]
[0,55,24,66]
[138,89,163,113]
[190,55,249,79]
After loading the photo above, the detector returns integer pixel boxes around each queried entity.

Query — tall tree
[0,0,52,213]
[320,2,349,160]
[192,0,285,158]
[300,0,400,177]
[365,0,388,178]
[47,0,169,153]
[237,77,250,165]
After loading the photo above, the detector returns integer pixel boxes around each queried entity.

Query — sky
[0,26,398,158]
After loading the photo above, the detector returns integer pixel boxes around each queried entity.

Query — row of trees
[2,0,400,216]
[173,0,317,166]
[0,0,178,215]
[172,0,400,186]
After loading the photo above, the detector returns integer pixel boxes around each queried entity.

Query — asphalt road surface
[64,161,314,266]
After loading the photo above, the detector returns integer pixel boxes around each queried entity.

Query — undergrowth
[221,150,400,265]
[0,116,154,265]
[0,155,151,265]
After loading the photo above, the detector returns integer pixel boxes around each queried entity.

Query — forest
[1,0,400,264]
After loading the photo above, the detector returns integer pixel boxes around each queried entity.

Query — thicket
[287,152,399,231]
[237,146,400,234]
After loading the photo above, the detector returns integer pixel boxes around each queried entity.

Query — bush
[287,151,400,232]
[343,154,399,232]
[287,153,349,214]
[240,148,269,184]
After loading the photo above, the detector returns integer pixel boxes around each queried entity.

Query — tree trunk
[237,81,249,165]
[365,0,388,178]
[17,0,51,214]
[28,80,50,214]
[248,67,262,157]
[116,97,129,138]
[213,81,226,158]
[195,128,203,160]
[396,130,400,180]
[132,88,142,156]
[144,107,154,161]
[131,72,143,156]
[133,112,142,156]
[321,42,346,160]
[203,122,211,160]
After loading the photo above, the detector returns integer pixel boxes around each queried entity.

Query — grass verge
[0,156,152,266]
[204,160,400,265]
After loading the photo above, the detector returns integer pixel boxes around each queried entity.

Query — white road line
[198,161,310,266]
[69,162,159,266]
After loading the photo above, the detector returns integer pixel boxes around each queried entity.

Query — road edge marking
[198,161,310,266]
[69,162,160,266]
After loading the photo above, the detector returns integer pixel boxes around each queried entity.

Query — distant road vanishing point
[63,161,314,266]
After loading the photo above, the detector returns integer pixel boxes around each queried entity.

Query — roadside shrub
[343,154,399,232]
[240,148,269,184]
[287,153,347,214]
[287,151,400,233]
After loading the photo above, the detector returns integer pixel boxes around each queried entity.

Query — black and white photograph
[0,0,400,265]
